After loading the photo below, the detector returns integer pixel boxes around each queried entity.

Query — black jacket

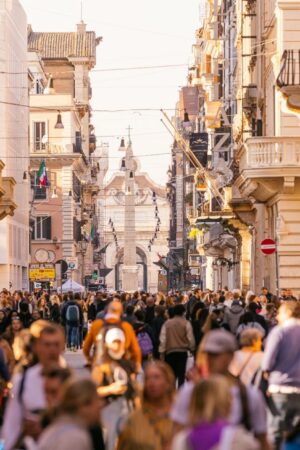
[61,300,83,326]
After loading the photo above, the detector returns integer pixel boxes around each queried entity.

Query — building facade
[169,0,300,296]
[28,22,101,287]
[0,0,29,290]
[98,141,169,293]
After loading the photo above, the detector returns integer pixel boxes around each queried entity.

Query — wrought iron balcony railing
[277,50,300,88]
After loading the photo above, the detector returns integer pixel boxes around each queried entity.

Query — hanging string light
[108,217,120,251]
[148,191,162,251]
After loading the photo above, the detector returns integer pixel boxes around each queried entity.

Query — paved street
[65,350,90,377]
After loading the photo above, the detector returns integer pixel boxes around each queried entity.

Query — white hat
[105,328,125,345]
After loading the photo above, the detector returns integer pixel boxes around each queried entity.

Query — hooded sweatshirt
[224,302,244,334]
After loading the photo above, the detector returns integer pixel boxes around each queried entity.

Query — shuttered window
[33,216,51,240]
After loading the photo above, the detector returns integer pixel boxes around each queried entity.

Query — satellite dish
[41,135,48,144]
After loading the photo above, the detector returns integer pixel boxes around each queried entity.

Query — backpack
[66,304,80,322]
[137,328,153,357]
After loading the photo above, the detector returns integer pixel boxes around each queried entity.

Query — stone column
[239,227,252,290]
[122,143,138,292]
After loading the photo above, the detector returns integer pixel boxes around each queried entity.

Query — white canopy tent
[58,279,85,294]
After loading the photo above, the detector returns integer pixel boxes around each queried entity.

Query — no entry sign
[261,238,276,255]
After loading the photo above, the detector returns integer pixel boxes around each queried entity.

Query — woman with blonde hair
[172,375,259,450]
[38,378,102,450]
[117,361,175,450]
[229,328,264,385]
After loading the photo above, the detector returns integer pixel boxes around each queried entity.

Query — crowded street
[0,0,300,449]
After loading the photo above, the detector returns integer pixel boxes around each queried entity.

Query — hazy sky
[21,0,200,184]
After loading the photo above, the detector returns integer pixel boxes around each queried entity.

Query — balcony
[0,177,17,220]
[277,50,300,111]
[237,137,300,201]
[30,142,87,165]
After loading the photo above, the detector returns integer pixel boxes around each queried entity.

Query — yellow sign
[29,264,56,281]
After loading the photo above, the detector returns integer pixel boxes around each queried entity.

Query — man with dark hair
[61,294,83,351]
[159,304,195,386]
[261,287,273,302]
[186,288,204,321]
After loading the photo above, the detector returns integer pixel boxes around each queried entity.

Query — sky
[21,0,200,185]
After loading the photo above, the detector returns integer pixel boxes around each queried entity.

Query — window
[33,216,51,240]
[31,171,47,200]
[73,217,82,242]
[31,79,44,95]
[34,122,47,151]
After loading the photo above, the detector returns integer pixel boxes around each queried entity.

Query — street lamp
[55,111,64,129]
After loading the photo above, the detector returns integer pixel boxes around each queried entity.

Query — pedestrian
[150,305,166,359]
[261,287,273,303]
[134,310,155,365]
[171,329,269,449]
[236,311,266,339]
[2,323,65,450]
[229,328,264,385]
[92,326,136,450]
[83,300,141,372]
[159,304,195,387]
[123,305,136,327]
[186,288,204,321]
[38,379,101,450]
[62,293,83,351]
[3,315,23,346]
[37,295,50,319]
[117,361,175,450]
[261,301,300,450]
[0,335,15,377]
[192,308,210,347]
[49,295,61,323]
[74,293,85,348]
[145,296,156,324]
[172,375,259,450]
[87,294,97,321]
[223,298,245,334]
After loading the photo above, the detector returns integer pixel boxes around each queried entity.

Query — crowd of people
[0,286,299,449]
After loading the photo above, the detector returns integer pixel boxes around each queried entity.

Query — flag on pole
[37,160,48,187]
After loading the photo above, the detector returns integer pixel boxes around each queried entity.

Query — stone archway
[115,247,147,291]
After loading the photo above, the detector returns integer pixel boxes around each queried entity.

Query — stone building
[27,22,101,286]
[0,0,29,289]
[98,141,169,293]
[173,0,300,296]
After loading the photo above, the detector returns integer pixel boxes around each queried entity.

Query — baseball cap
[105,328,125,345]
[201,329,237,354]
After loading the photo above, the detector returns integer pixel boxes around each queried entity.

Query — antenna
[80,0,83,21]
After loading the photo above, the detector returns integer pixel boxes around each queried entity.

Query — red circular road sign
[261,238,276,255]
